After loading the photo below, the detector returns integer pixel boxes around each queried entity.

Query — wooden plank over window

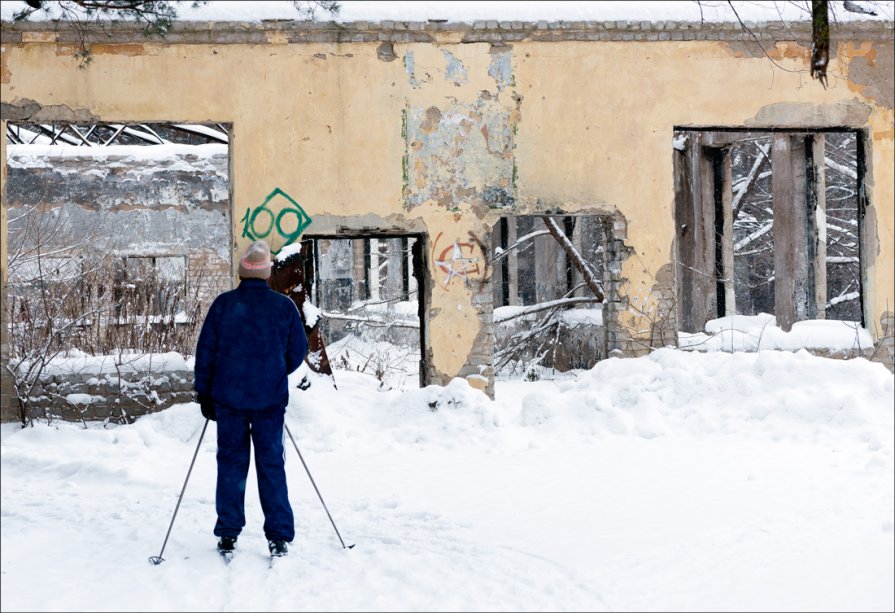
[675,131,718,332]
[721,150,736,317]
[812,134,827,319]
[772,134,811,331]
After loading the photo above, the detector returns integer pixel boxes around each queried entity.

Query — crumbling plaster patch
[405,100,514,211]
[377,41,397,62]
[0,47,11,84]
[864,109,894,338]
[393,41,520,389]
[402,42,517,215]
[843,40,895,109]
[0,97,99,122]
[441,49,469,86]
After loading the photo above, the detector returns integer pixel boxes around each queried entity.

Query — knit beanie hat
[238,240,272,280]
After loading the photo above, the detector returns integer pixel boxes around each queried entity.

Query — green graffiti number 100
[240,188,312,252]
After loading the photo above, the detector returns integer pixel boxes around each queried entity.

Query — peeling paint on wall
[441,49,468,86]
[404,95,515,211]
[488,46,513,92]
[845,41,895,109]
[1,97,99,122]
[404,51,425,89]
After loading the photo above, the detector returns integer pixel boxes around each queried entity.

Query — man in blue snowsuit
[194,240,308,558]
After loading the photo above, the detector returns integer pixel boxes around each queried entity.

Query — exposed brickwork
[458,280,496,398]
[601,218,630,358]
[2,19,891,45]
[190,249,233,307]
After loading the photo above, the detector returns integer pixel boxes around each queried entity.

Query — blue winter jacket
[194,278,308,412]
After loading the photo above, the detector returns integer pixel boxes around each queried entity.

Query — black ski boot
[268,539,288,557]
[217,536,237,561]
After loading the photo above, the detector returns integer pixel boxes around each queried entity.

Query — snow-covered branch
[540,216,604,302]
[321,311,420,329]
[732,143,770,220]
[825,156,858,180]
[492,229,550,263]
[494,297,602,325]
[734,220,773,252]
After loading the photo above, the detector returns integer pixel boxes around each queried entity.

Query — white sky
[2,1,892,23]
[2,346,893,611]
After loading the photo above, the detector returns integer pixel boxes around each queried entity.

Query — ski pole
[149,418,210,565]
[284,424,355,549]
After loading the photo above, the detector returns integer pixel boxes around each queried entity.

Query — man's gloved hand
[197,393,216,421]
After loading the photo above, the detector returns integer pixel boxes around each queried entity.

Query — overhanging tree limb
[811,0,830,88]
[540,216,605,302]
[12,1,340,67]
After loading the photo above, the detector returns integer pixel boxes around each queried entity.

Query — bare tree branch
[540,216,605,302]
[732,143,771,220]
[12,1,340,67]
[491,229,550,263]
[494,296,602,324]
[811,0,830,87]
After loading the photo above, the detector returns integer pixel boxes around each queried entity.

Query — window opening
[5,121,231,357]
[674,129,863,332]
[491,215,612,380]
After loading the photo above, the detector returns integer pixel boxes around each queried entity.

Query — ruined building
[1,16,893,420]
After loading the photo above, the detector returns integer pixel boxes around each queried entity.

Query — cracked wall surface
[1,20,893,412]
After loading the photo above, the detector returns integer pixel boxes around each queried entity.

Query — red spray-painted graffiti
[431,231,482,288]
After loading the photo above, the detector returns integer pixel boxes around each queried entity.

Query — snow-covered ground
[679,314,876,353]
[2,349,892,612]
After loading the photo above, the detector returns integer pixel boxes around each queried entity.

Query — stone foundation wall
[15,366,195,424]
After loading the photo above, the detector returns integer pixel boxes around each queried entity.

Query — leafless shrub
[7,244,210,426]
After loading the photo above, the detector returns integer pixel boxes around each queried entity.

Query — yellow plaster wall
[1,32,892,384]
[0,118,14,421]
[865,107,895,335]
[0,39,504,383]
[513,39,894,341]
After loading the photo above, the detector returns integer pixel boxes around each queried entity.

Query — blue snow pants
[213,406,295,542]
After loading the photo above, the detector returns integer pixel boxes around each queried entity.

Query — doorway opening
[298,233,428,390]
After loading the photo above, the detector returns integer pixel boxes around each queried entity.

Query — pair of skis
[220,549,286,568]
